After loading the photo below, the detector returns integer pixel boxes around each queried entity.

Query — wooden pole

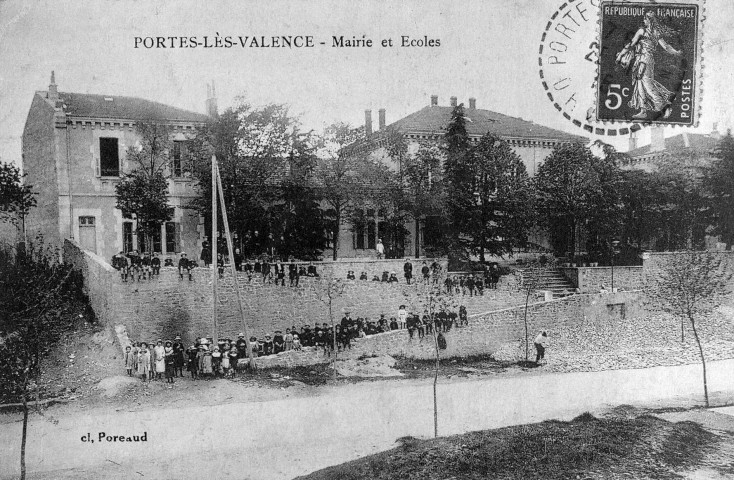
[216,164,257,370]
[211,155,219,344]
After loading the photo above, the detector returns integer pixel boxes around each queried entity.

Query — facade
[23,73,213,262]
[331,95,587,258]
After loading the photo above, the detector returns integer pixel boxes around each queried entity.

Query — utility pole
[211,155,219,344]
[216,164,257,369]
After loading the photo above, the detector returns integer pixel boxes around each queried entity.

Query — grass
[296,413,724,479]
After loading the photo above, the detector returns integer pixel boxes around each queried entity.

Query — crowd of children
[124,304,470,381]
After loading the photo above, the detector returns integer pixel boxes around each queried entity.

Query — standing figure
[173,335,185,377]
[137,343,151,382]
[200,238,212,267]
[178,253,192,280]
[124,345,134,376]
[154,340,166,380]
[534,331,549,365]
[151,254,161,276]
[376,238,385,259]
[403,260,413,285]
[615,9,682,119]
[164,341,176,383]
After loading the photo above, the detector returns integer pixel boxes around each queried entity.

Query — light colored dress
[137,350,151,375]
[154,345,166,373]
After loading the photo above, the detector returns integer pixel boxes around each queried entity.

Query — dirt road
[2,359,734,480]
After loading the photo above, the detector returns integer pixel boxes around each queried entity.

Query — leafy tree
[646,252,732,407]
[707,131,734,248]
[0,242,86,480]
[451,133,535,262]
[443,104,470,258]
[0,160,36,227]
[535,143,623,258]
[191,102,324,258]
[315,122,365,260]
[115,122,174,252]
[388,133,448,257]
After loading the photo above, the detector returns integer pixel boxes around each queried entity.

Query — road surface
[1,359,733,479]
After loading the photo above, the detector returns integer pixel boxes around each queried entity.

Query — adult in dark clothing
[289,263,299,287]
[236,334,248,357]
[444,276,452,294]
[273,331,285,353]
[466,275,476,296]
[489,264,500,289]
[262,335,274,355]
[276,263,286,286]
[151,254,161,276]
[407,314,417,339]
[254,259,262,273]
[341,313,353,330]
[173,336,186,377]
[475,277,484,296]
[403,261,413,284]
[381,271,389,282]
[300,326,313,347]
[217,253,225,278]
[112,251,129,281]
[234,248,243,271]
[200,239,211,267]
[262,259,271,283]
[421,262,430,284]
[298,265,308,277]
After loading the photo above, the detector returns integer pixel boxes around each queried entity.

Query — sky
[1,0,733,168]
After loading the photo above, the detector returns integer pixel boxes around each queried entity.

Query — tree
[312,274,346,380]
[315,122,365,260]
[449,133,535,261]
[707,131,734,247]
[191,102,325,258]
[0,161,36,237]
[535,143,624,258]
[115,122,174,252]
[0,242,85,480]
[443,104,470,257]
[646,252,732,407]
[388,133,448,258]
[416,281,458,438]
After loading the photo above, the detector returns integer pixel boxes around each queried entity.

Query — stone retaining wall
[561,266,643,293]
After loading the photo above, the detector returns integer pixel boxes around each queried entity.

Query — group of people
[124,337,186,383]
[111,251,167,282]
[124,302,472,381]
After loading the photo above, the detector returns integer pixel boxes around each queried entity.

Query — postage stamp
[596,1,702,125]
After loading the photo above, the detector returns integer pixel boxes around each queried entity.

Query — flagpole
[216,163,256,370]
[211,154,219,344]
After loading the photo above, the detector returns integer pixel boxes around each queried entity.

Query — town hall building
[22,73,213,262]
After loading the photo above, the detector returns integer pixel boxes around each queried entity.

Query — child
[228,346,239,377]
[221,346,230,376]
[137,343,151,382]
[284,328,294,351]
[124,345,135,376]
[292,334,302,351]
[187,345,198,379]
[211,346,222,376]
[398,305,407,330]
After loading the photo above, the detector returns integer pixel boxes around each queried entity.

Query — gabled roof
[385,105,586,143]
[40,91,210,123]
[627,132,720,158]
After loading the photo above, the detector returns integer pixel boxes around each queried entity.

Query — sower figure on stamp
[615,9,682,119]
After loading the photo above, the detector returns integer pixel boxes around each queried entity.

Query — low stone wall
[561,266,643,293]
[253,292,642,366]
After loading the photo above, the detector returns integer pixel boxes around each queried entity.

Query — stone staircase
[520,267,576,297]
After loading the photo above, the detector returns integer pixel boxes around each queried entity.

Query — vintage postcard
[1,1,734,479]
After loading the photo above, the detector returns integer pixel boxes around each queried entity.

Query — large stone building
[23,73,212,262]
[333,95,587,258]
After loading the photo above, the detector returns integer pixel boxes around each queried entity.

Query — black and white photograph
[2,0,734,478]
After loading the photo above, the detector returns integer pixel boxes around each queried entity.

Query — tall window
[123,221,134,253]
[139,227,162,253]
[354,222,365,250]
[99,138,119,177]
[172,141,189,177]
[165,222,179,253]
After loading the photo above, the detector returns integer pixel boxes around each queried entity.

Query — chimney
[469,97,476,109]
[365,109,372,135]
[430,95,438,107]
[378,108,386,130]
[629,129,639,151]
[650,125,665,152]
[48,71,58,101]
[450,96,457,107]
[205,81,218,117]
